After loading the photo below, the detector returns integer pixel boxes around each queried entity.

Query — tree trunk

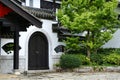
[94,49,98,54]
[87,47,91,58]
[86,30,91,58]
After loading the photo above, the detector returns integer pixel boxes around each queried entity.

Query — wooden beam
[0,0,42,28]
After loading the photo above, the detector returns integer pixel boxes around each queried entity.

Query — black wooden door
[28,32,49,70]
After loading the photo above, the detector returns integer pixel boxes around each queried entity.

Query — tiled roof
[23,6,55,20]
[9,0,55,20]
[52,23,85,41]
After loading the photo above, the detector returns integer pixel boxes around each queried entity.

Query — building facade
[1,0,120,74]
[0,0,64,73]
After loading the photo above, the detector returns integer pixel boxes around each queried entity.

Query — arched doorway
[28,32,49,70]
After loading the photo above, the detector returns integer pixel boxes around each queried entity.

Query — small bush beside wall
[103,53,120,65]
[60,54,81,69]
[90,53,104,65]
[76,54,91,65]
[59,48,120,70]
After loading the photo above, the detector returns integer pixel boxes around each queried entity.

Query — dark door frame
[28,32,49,70]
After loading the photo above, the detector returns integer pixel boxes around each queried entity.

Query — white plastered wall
[19,19,63,71]
[0,0,63,73]
[25,0,40,8]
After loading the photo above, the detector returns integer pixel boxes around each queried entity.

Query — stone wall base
[74,66,120,73]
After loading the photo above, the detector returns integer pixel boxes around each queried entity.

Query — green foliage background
[57,0,120,57]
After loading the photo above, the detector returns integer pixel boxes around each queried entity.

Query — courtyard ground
[0,72,120,80]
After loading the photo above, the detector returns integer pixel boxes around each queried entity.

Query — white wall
[0,19,63,73]
[0,0,62,73]
[102,29,120,48]
[25,0,40,8]
[19,19,63,71]
[33,0,40,8]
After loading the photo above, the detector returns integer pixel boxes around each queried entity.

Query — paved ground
[0,72,120,80]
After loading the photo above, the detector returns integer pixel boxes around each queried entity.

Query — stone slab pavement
[0,72,120,80]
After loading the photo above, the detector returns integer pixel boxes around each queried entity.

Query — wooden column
[0,22,2,54]
[53,0,56,13]
[13,26,19,69]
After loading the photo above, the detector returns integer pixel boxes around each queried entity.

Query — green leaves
[57,0,119,56]
[103,53,120,65]
[64,37,81,52]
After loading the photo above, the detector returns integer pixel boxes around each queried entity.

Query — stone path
[0,72,120,80]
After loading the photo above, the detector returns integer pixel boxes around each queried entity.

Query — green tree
[57,0,119,57]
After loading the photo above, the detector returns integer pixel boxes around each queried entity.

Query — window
[2,43,14,54]
[29,0,33,7]
[54,45,64,53]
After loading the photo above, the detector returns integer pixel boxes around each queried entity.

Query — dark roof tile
[23,6,55,20]
[5,0,55,20]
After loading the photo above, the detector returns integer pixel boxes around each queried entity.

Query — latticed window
[30,0,33,7]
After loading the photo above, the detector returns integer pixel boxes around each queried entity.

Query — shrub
[76,54,91,65]
[90,53,104,65]
[97,48,120,55]
[60,54,81,69]
[103,53,120,65]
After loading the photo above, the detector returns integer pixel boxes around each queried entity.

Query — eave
[52,23,85,41]
[23,6,55,20]
[0,0,42,28]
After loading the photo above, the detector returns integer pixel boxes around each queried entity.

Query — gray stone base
[0,56,25,73]
[13,69,21,75]
[74,66,120,73]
